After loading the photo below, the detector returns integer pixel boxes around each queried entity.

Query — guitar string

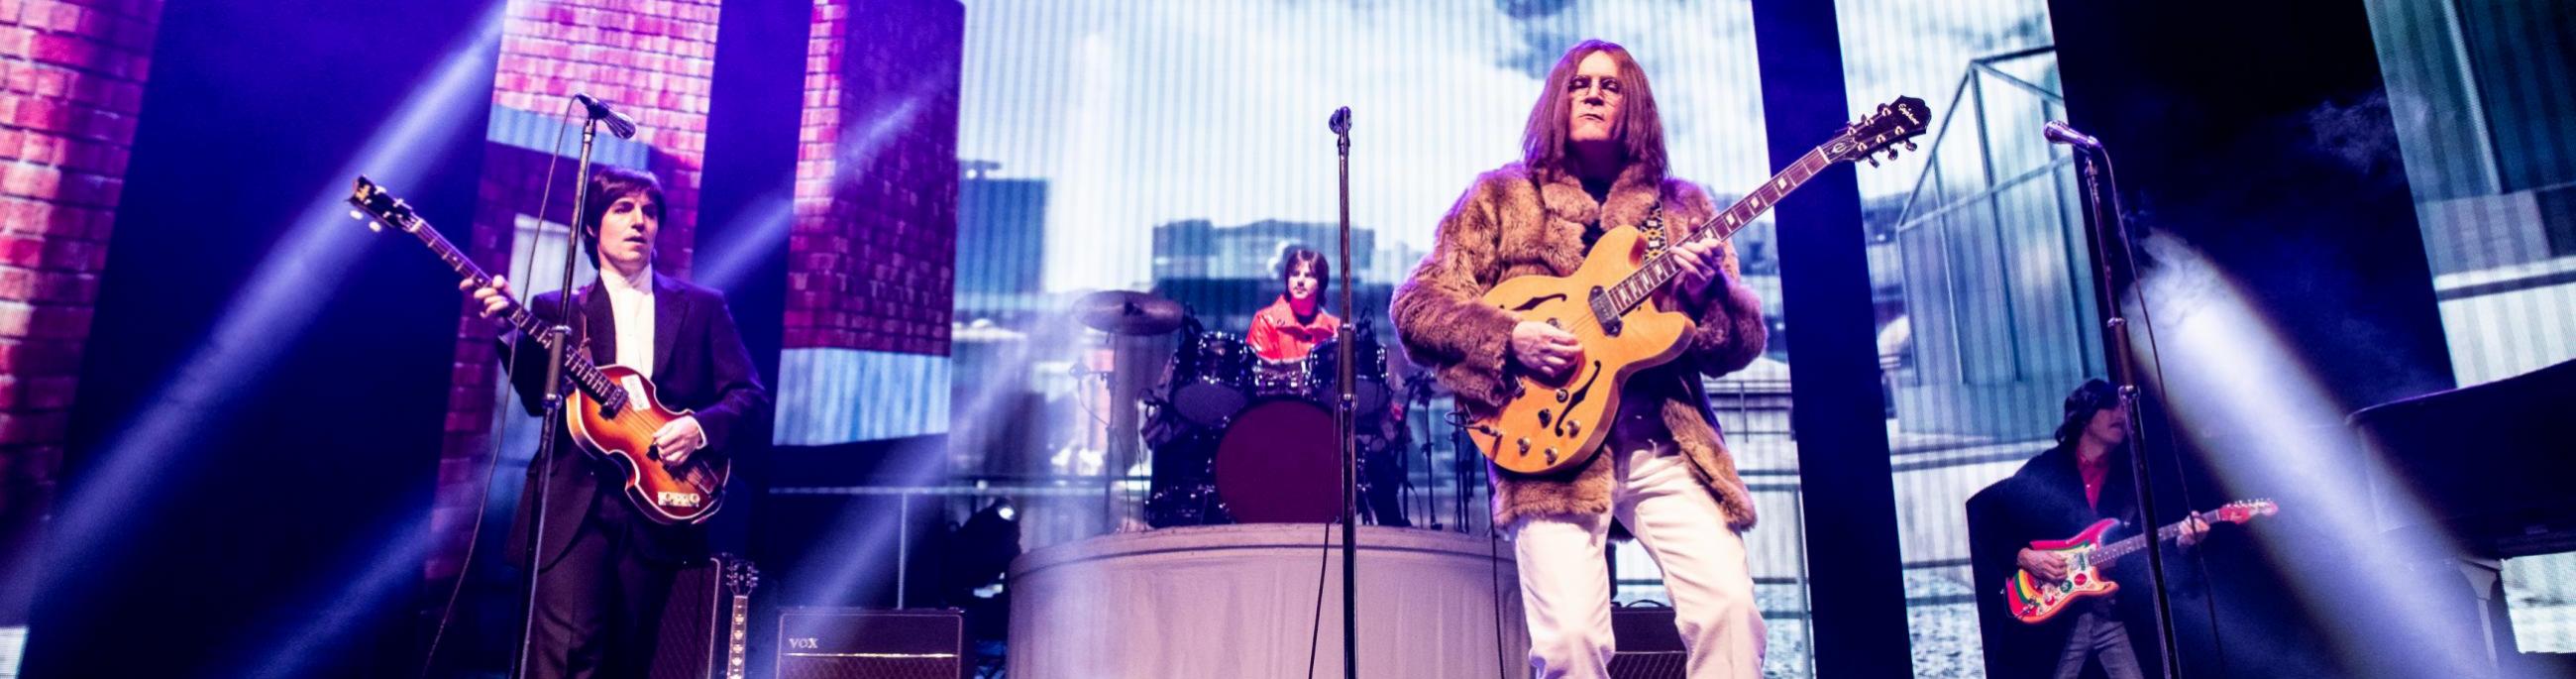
[1544,150,1820,339]
[588,397,713,493]
[1494,178,1786,459]
[419,215,702,495]
[561,355,721,497]
[1541,212,1731,342]
[1535,148,1833,355]
[376,186,714,510]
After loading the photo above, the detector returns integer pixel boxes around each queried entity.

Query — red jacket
[1247,294,1340,362]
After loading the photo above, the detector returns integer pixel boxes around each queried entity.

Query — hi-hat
[1072,289,1186,336]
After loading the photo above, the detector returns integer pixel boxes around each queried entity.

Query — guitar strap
[565,283,598,400]
[573,283,596,363]
[1643,202,1667,255]
[1642,200,1722,424]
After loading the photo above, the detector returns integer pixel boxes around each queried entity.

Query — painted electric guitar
[1465,96,1930,475]
[346,175,727,525]
[2004,499,2279,624]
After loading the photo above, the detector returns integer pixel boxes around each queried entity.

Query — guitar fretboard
[2094,513,2217,563]
[392,209,625,408]
[727,592,749,678]
[1598,148,1834,316]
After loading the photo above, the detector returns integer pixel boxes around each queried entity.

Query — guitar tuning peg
[1867,158,1880,168]
[1885,149,1900,161]
[349,209,366,221]
[1904,141,1919,152]
[369,221,384,232]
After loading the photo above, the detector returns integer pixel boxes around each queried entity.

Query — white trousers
[1510,442,1766,679]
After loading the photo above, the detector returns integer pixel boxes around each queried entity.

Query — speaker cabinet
[776,608,965,679]
[1609,604,1686,679]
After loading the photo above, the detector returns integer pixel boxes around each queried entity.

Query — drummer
[1246,246,1340,362]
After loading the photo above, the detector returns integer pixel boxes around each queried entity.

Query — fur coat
[1391,161,1769,531]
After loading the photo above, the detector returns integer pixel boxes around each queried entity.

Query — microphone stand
[1330,107,1360,679]
[2070,139,2185,679]
[514,109,603,679]
[1429,382,1445,530]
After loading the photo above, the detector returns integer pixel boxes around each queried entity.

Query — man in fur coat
[1392,40,1770,679]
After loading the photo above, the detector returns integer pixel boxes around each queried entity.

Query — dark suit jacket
[500,274,769,570]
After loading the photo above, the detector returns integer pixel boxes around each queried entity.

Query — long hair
[2054,378,2122,446]
[1277,245,1331,300]
[1521,40,1669,182]
[579,167,666,263]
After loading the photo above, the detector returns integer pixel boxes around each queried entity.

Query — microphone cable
[417,94,580,679]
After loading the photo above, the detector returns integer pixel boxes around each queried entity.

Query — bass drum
[1213,399,1341,523]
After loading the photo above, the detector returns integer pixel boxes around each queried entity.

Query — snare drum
[1168,331,1250,426]
[1250,358,1316,399]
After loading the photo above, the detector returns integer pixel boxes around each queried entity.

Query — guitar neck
[726,591,750,678]
[1599,147,1834,315]
[2092,515,2200,563]
[397,216,621,402]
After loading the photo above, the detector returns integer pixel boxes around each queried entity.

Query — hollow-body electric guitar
[347,176,727,525]
[2004,499,2279,624]
[1466,96,1930,475]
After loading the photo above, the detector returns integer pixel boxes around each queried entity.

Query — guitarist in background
[1392,40,1771,678]
[1985,379,2205,679]
[465,167,770,679]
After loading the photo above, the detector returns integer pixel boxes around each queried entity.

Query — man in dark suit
[467,167,769,679]
[1969,379,2202,679]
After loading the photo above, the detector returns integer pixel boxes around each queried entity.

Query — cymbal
[1072,289,1186,336]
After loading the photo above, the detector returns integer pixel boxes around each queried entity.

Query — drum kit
[1072,289,1411,528]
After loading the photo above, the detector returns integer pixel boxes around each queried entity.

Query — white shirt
[598,264,656,380]
[595,264,705,451]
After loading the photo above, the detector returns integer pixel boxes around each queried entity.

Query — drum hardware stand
[1441,407,1477,533]
[1328,105,1360,678]
[1105,334,1145,525]
[1403,374,1446,531]
[1067,289,1189,529]
[1410,380,1434,530]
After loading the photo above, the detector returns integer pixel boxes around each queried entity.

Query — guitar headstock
[1824,95,1931,167]
[722,555,760,596]
[2207,499,2280,524]
[345,174,422,234]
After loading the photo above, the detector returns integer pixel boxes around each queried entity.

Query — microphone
[1328,106,1351,136]
[2043,120,2100,151]
[572,93,640,140]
